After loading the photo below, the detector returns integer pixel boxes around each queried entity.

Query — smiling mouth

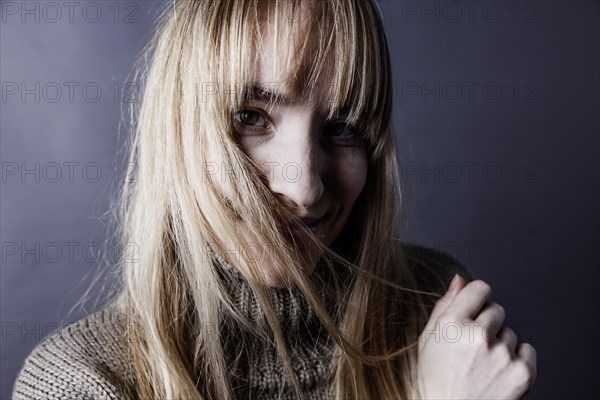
[294,213,329,237]
[276,212,330,241]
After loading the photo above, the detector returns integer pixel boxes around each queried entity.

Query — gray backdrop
[1,1,598,398]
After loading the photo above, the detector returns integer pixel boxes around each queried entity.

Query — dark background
[1,1,598,398]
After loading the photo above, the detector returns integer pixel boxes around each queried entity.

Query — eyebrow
[241,83,354,120]
[242,84,297,105]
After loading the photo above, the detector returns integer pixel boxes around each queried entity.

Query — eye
[325,122,361,140]
[233,109,270,133]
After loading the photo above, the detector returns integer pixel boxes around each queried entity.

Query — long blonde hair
[104,0,439,398]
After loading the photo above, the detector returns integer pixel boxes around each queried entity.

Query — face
[230,9,368,287]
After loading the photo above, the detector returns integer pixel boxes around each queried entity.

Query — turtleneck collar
[210,250,351,398]
[211,250,350,332]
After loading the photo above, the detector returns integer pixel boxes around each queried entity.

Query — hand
[417,275,537,399]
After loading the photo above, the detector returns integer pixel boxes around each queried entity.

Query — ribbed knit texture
[11,243,472,400]
[214,251,347,399]
[11,305,133,400]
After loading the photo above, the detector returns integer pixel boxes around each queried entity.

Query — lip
[290,214,328,236]
[302,218,322,235]
[300,216,324,225]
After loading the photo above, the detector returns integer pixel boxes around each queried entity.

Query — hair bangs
[254,0,392,160]
[217,0,391,159]
[324,0,393,160]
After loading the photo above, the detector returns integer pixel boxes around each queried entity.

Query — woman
[12,1,536,399]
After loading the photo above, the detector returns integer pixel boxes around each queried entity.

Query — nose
[269,125,325,210]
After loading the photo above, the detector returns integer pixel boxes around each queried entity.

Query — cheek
[332,147,368,202]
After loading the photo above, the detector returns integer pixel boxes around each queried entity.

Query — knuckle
[495,303,505,320]
[471,279,492,296]
[531,345,538,362]
[522,342,536,354]
[504,326,517,340]
[521,342,538,365]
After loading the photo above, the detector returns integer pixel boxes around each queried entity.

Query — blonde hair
[98,0,441,398]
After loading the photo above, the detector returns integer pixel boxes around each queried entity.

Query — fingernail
[448,274,460,293]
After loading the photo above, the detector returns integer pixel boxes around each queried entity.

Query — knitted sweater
[11,243,472,400]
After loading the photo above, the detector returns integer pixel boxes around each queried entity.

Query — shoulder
[11,303,135,400]
[400,241,474,294]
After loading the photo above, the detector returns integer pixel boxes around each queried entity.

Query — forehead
[250,2,335,106]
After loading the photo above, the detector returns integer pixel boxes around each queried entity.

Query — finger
[516,342,537,382]
[514,343,537,394]
[497,326,518,354]
[446,279,492,320]
[476,302,505,340]
[424,274,466,332]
